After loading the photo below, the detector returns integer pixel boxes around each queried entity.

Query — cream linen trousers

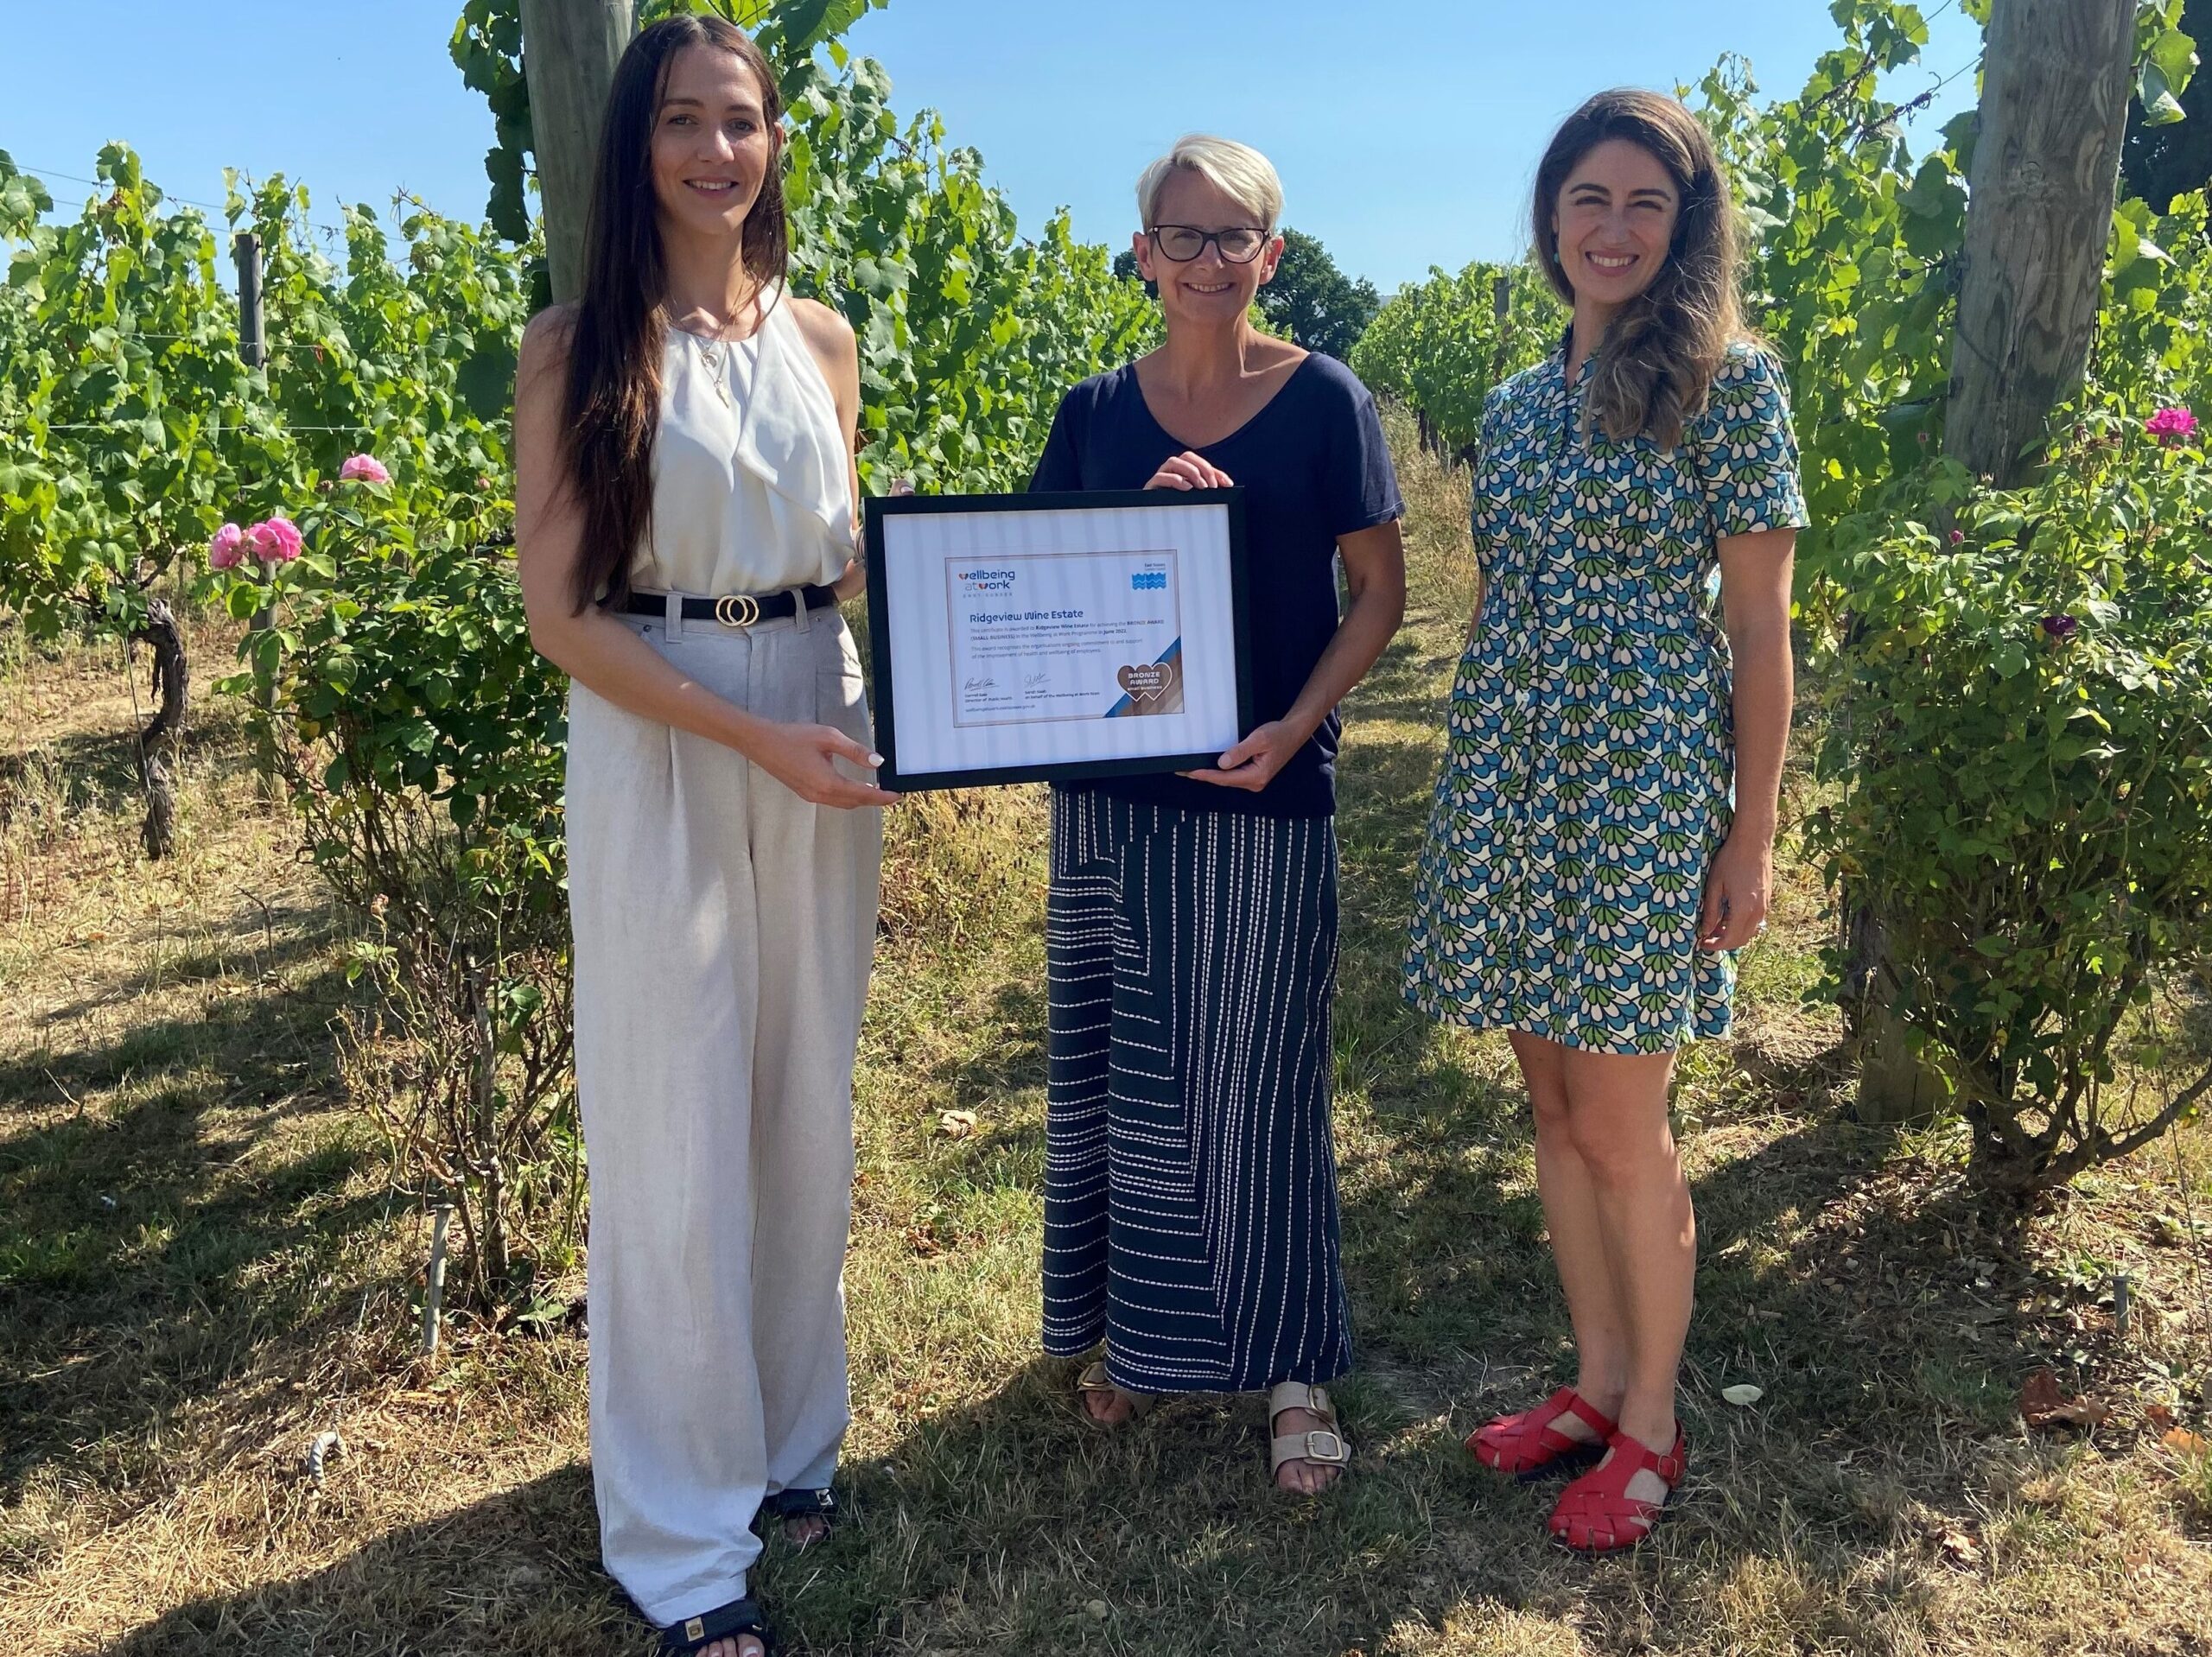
[565,593,880,1626]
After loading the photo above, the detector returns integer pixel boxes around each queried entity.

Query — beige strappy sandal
[1268,1380,1351,1489]
[1075,1360,1154,1425]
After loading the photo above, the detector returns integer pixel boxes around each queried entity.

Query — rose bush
[209,464,576,1308]
[1809,407,2212,1196]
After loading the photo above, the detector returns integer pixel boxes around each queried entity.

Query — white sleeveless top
[630,286,855,598]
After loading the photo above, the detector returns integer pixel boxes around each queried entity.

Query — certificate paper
[946,549,1184,727]
[865,491,1250,790]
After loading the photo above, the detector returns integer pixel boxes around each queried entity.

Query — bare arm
[1300,521,1409,729]
[512,307,895,808]
[1147,449,1407,791]
[1188,517,1406,790]
[787,295,869,600]
[1698,526,1796,949]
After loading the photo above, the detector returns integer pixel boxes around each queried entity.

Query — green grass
[3,417,2209,1654]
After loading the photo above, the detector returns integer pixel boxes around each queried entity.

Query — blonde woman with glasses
[1028,134,1406,1494]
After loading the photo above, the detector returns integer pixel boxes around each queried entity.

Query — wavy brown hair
[562,16,788,613]
[1533,88,1746,448]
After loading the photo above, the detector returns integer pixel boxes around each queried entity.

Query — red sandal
[1465,1387,1617,1482]
[1547,1426,1688,1553]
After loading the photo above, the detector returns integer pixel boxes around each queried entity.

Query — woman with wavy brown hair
[1404,88,1805,1552]
[513,16,892,1654]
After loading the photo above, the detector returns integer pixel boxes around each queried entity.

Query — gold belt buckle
[713,593,761,629]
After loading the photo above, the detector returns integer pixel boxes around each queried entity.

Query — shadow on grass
[0,952,396,1504]
[932,973,1047,1109]
[15,892,342,1038]
[1,691,254,803]
[793,1055,2079,1653]
[105,1463,654,1657]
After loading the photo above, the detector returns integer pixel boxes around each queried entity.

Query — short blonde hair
[1135,134,1283,230]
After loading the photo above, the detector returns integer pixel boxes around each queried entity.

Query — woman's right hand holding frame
[1145,451,1234,492]
[747,721,895,809]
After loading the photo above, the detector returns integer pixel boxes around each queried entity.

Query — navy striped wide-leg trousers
[1041,789,1352,1394]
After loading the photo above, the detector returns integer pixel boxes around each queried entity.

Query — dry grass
[3,419,2210,1654]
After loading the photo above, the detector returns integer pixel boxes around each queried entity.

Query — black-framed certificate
[862,489,1253,791]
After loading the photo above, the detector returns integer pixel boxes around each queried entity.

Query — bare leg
[1560,1045,1694,1505]
[1511,1031,1629,1442]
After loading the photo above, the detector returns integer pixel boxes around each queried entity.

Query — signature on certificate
[963,676,998,693]
[1025,670,1052,691]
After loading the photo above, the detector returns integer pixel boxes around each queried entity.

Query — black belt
[622,584,838,628]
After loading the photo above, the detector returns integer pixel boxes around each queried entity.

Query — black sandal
[659,1595,772,1655]
[763,1486,836,1546]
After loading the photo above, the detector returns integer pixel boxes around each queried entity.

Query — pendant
[696,334,733,408]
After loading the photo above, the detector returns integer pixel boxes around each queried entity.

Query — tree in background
[1256,228,1380,360]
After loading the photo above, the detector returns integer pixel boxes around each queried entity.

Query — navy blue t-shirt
[1028,353,1402,818]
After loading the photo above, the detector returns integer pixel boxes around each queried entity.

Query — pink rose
[339,454,391,485]
[207,523,245,569]
[247,517,303,563]
[2146,406,2198,443]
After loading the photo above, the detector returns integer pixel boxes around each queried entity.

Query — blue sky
[2,1,1986,291]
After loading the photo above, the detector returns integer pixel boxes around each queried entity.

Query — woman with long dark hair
[512,17,892,1654]
[1404,90,1805,1551]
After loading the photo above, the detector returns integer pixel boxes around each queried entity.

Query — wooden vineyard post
[1853,0,2137,1123]
[236,230,281,791]
[1487,271,1512,387]
[1947,0,2137,486]
[234,231,265,371]
[519,0,636,304]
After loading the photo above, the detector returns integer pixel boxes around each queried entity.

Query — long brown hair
[1533,89,1745,449]
[562,16,789,613]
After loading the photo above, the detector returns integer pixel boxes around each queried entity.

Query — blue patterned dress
[1403,339,1807,1055]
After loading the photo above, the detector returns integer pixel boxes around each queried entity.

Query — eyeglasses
[1147,225,1270,263]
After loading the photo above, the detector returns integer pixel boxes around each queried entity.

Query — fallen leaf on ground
[936,1109,977,1139]
[2163,1426,2209,1457]
[1721,1383,1764,1406]
[1937,1526,1981,1569]
[2020,1368,2110,1431]
[2146,1403,2177,1430]
[904,1226,944,1257]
